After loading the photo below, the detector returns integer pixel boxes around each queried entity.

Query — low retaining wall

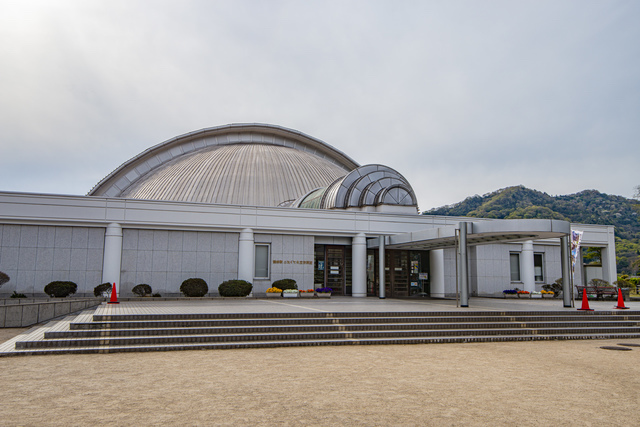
[0,298,103,328]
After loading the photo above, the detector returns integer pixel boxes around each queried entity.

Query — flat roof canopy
[368,219,571,251]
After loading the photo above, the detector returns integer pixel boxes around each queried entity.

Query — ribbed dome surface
[121,144,350,206]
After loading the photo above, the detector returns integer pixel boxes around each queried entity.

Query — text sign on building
[272,260,313,265]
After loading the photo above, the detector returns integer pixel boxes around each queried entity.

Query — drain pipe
[379,235,386,299]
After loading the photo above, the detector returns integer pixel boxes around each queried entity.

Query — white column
[378,236,385,299]
[102,223,123,293]
[429,249,445,298]
[458,222,470,307]
[601,243,617,285]
[351,233,367,297]
[238,228,254,283]
[521,240,535,293]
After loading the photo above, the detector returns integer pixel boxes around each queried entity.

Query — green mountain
[423,186,640,274]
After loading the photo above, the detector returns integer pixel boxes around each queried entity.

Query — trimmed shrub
[44,281,77,298]
[11,291,27,299]
[180,278,209,297]
[0,271,9,289]
[272,278,297,291]
[94,283,113,298]
[218,280,253,297]
[132,284,152,297]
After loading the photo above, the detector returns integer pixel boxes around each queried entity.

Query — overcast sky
[1,0,638,210]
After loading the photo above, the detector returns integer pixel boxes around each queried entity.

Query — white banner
[570,230,583,274]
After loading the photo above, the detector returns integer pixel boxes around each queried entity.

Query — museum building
[0,124,616,304]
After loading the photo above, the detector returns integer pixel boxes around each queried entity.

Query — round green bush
[218,280,253,297]
[94,283,113,297]
[180,278,209,297]
[272,278,297,291]
[132,284,153,297]
[44,281,78,298]
[0,271,10,288]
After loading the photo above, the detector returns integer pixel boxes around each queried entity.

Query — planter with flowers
[315,287,332,298]
[517,290,530,298]
[266,287,282,298]
[541,290,555,299]
[283,289,299,298]
[530,291,542,299]
[503,289,518,299]
[299,289,316,298]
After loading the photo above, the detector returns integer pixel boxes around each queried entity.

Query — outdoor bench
[575,285,623,300]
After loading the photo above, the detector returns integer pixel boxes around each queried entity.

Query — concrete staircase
[4,309,640,356]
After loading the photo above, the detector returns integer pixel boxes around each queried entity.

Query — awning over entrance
[367,219,571,250]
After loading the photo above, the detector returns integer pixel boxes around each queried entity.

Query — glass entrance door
[326,246,345,295]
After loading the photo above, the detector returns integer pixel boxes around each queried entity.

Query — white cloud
[1,0,638,207]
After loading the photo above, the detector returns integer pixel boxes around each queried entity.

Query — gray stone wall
[255,234,314,293]
[0,224,105,297]
[120,229,240,296]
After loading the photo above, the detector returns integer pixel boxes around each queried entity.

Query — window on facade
[510,253,521,282]
[254,244,270,278]
[534,253,544,282]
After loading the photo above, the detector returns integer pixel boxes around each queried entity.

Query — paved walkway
[93,295,639,315]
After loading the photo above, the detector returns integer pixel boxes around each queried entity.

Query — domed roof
[88,124,359,207]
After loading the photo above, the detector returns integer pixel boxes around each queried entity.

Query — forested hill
[422,186,639,274]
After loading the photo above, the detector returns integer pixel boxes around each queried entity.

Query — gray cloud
[1,0,638,208]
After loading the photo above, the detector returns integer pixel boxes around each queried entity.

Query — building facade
[0,124,616,300]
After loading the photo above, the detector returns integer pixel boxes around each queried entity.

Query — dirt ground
[1,328,639,426]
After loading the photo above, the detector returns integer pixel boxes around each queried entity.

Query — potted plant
[283,289,299,298]
[541,290,555,298]
[530,291,542,299]
[315,287,332,298]
[503,289,518,299]
[266,287,282,297]
[299,289,315,298]
[517,290,530,298]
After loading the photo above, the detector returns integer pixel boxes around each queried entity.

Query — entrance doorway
[367,249,430,297]
[314,245,351,295]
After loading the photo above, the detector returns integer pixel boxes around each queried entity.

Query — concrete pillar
[429,249,445,298]
[601,246,617,285]
[351,233,367,297]
[102,223,123,293]
[521,240,535,293]
[238,228,254,283]
[560,236,572,307]
[458,222,470,307]
[378,235,385,299]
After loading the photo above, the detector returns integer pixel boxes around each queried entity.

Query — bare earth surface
[1,327,639,426]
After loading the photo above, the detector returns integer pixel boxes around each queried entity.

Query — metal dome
[88,124,359,207]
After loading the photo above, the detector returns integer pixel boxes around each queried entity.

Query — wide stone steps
[47,321,640,339]
[5,310,640,356]
[69,315,640,329]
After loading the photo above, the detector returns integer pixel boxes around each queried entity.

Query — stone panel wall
[0,225,104,297]
[120,229,240,296]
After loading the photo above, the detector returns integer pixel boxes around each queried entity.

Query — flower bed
[299,289,315,298]
[315,287,332,298]
[266,287,282,297]
[503,289,518,299]
[283,289,299,298]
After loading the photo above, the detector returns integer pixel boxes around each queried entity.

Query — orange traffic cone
[577,288,593,311]
[108,282,119,304]
[614,288,629,310]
